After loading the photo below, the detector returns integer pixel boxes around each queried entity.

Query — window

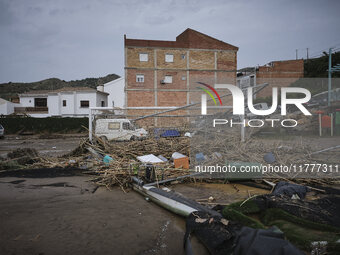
[181,76,186,81]
[139,53,148,62]
[181,54,186,59]
[63,100,66,107]
[165,54,174,62]
[164,75,172,83]
[34,98,47,107]
[136,74,144,83]
[250,75,255,87]
[80,100,89,108]
[101,101,105,107]
[108,122,120,130]
[123,122,134,130]
[112,101,115,107]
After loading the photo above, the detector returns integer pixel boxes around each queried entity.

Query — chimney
[97,85,104,92]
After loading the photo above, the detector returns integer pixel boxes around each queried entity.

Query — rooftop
[125,28,238,51]
[19,87,109,96]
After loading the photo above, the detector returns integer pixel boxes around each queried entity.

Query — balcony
[14,107,48,113]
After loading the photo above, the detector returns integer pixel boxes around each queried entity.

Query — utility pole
[296,49,298,60]
[306,48,309,60]
[328,48,332,107]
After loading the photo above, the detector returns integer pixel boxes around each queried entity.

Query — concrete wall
[0,101,16,115]
[19,97,35,107]
[6,101,20,115]
[0,99,21,115]
[104,77,125,108]
[60,93,75,115]
[48,91,108,117]
[96,92,108,107]
[74,92,95,116]
[48,94,59,116]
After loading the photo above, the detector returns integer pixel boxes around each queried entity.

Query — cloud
[0,0,339,82]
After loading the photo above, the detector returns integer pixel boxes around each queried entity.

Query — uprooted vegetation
[1,129,338,190]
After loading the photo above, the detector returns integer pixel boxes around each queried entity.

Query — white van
[95,119,148,141]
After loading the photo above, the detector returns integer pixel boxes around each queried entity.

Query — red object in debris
[315,110,324,114]
[321,115,332,128]
[174,157,189,170]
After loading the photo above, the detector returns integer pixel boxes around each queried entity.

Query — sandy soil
[0,175,211,255]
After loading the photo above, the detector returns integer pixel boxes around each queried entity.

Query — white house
[47,87,108,117]
[17,87,108,117]
[0,98,20,115]
[103,77,125,108]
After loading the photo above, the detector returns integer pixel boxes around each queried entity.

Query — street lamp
[328,49,340,106]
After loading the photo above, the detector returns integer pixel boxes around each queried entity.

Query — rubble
[1,131,338,189]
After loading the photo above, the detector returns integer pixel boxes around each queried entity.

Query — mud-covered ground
[0,175,211,255]
[0,134,339,254]
[0,134,86,158]
[1,134,339,159]
[0,173,272,255]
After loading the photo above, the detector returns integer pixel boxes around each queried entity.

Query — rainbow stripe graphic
[196,82,223,105]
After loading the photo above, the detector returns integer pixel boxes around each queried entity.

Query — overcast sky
[0,0,339,83]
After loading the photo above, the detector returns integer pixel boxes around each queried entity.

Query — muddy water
[172,182,270,205]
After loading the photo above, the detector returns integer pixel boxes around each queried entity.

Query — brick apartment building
[124,28,238,127]
[237,59,304,99]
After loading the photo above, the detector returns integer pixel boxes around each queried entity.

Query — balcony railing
[14,107,48,113]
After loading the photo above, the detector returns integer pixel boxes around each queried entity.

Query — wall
[74,92,94,116]
[125,48,237,126]
[19,97,35,107]
[0,101,20,115]
[104,78,125,108]
[0,102,7,115]
[17,90,108,117]
[48,94,60,116]
[60,93,75,115]
[125,29,238,127]
[6,101,20,115]
[256,60,304,98]
[96,92,108,107]
[48,91,108,117]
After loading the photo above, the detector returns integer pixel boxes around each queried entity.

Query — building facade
[103,77,125,108]
[237,59,304,100]
[0,98,20,115]
[124,28,238,127]
[16,87,108,117]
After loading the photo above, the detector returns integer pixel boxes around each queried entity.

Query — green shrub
[0,116,88,134]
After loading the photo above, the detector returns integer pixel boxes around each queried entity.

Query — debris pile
[1,130,339,188]
[0,148,39,170]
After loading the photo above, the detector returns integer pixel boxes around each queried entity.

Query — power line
[309,41,340,59]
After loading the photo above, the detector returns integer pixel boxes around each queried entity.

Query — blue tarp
[160,129,180,137]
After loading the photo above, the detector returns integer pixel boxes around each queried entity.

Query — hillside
[0,74,120,101]
[289,51,340,96]
[304,51,340,78]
